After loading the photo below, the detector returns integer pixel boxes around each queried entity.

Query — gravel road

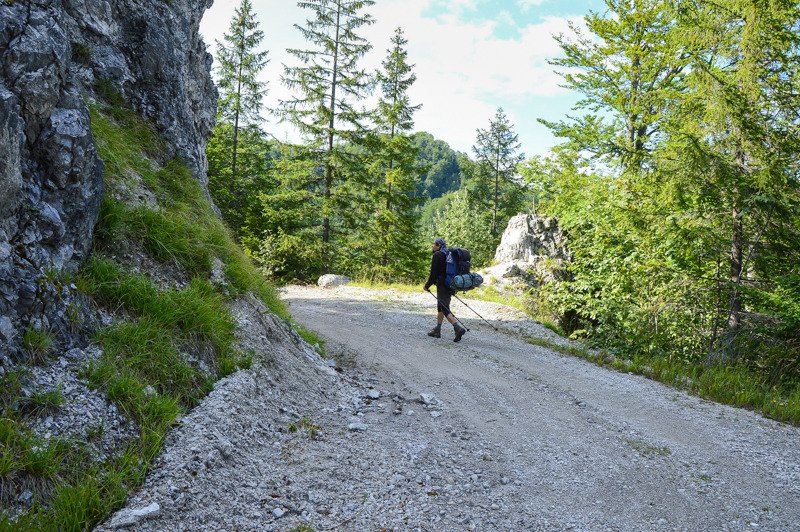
[97,285,800,532]
[281,286,800,531]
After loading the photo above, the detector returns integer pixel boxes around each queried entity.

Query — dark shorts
[436,284,452,314]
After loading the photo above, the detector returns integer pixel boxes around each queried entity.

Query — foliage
[90,104,286,316]
[274,0,376,262]
[214,0,269,176]
[543,0,689,168]
[411,132,462,199]
[21,325,55,364]
[358,27,426,282]
[207,121,276,248]
[423,190,498,270]
[470,107,526,233]
[71,42,92,64]
[535,0,800,401]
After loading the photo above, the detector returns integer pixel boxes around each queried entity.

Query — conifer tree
[471,108,525,234]
[214,0,269,176]
[276,0,375,259]
[662,0,800,345]
[364,27,424,279]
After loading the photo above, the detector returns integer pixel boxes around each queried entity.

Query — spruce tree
[471,108,525,234]
[276,0,376,262]
[214,0,269,176]
[365,27,424,279]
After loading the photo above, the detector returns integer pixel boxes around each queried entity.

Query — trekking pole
[452,293,499,331]
[425,289,470,331]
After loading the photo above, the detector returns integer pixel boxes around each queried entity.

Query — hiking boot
[454,326,466,342]
[427,327,441,338]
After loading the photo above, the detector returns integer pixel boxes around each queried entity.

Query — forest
[208,0,799,414]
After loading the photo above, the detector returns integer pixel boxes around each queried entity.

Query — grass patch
[18,383,64,418]
[287,416,319,438]
[89,104,287,319]
[623,436,671,457]
[350,278,419,293]
[0,101,292,530]
[22,325,56,364]
[293,325,325,356]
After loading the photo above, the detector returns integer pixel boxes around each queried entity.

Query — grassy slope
[0,102,287,531]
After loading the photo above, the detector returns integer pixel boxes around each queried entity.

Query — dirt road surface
[282,285,800,531]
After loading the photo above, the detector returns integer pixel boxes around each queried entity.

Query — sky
[199,0,604,156]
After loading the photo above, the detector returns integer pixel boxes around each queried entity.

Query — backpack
[444,248,483,292]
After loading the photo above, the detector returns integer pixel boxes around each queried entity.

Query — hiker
[423,238,467,342]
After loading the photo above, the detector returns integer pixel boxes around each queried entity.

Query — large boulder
[479,214,571,293]
[318,275,351,289]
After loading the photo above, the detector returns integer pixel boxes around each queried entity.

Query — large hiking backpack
[444,248,483,292]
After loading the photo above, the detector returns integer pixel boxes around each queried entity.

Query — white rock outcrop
[479,214,571,293]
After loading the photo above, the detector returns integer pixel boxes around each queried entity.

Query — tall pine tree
[471,108,525,234]
[660,0,800,349]
[214,0,269,176]
[363,27,424,280]
[275,0,375,269]
[543,0,688,169]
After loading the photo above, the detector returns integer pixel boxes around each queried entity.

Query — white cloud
[516,0,549,13]
[200,0,583,154]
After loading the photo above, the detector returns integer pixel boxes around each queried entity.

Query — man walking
[424,238,467,342]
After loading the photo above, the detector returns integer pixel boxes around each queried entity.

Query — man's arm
[424,252,444,290]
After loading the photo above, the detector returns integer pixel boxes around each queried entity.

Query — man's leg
[438,288,466,342]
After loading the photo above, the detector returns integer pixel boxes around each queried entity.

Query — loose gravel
[94,286,800,532]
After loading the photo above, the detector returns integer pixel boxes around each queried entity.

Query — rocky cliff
[0,0,217,356]
[479,214,571,293]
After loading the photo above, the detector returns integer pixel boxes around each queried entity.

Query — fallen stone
[318,274,351,288]
[108,503,161,528]
[420,393,435,405]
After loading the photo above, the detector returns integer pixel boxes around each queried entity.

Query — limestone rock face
[480,214,571,293]
[0,0,217,356]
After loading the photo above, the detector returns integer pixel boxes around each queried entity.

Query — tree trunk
[728,197,744,331]
[232,22,246,178]
[382,122,395,268]
[493,150,499,233]
[323,3,342,245]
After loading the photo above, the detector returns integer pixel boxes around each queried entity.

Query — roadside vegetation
[0,96,285,531]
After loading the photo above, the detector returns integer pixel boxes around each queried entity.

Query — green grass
[623,437,671,457]
[18,383,65,418]
[293,325,325,356]
[0,100,291,530]
[350,278,419,293]
[90,104,287,319]
[287,416,319,438]
[22,325,56,364]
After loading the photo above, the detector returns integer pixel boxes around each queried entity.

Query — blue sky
[199,0,605,156]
